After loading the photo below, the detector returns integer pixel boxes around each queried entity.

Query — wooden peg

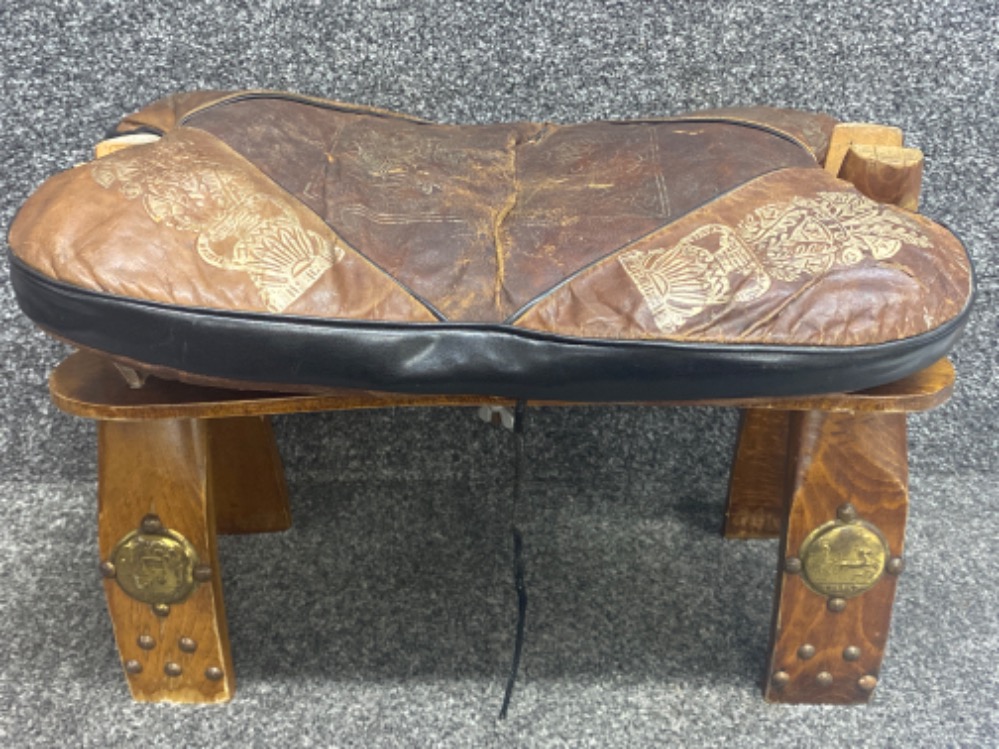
[823,123,903,175]
[838,144,924,211]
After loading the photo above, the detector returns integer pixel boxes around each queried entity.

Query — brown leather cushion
[7,91,974,399]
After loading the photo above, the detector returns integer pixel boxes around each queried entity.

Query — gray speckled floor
[1,1,996,746]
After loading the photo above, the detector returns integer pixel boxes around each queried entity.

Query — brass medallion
[110,523,200,606]
[799,513,889,598]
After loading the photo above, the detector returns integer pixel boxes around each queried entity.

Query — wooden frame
[50,350,953,704]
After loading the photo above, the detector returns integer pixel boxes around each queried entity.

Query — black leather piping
[10,254,973,403]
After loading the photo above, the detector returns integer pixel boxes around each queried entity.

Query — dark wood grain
[723,409,791,538]
[207,417,291,535]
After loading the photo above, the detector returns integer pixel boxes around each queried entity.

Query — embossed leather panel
[514,168,970,346]
[6,90,975,397]
[10,127,437,323]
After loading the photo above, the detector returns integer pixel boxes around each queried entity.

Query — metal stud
[205,666,224,682]
[193,565,213,583]
[843,646,862,662]
[837,503,858,523]
[816,671,834,687]
[124,659,143,675]
[179,637,197,654]
[858,674,878,692]
[784,557,802,575]
[137,635,156,650]
[771,671,791,688]
[797,644,816,660]
[827,597,847,613]
[886,557,905,575]
[140,514,164,535]
[164,662,182,677]
[99,561,116,579]
[151,603,171,618]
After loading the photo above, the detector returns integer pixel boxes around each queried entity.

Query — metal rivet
[784,557,802,575]
[816,671,834,687]
[193,565,213,583]
[205,666,224,682]
[886,557,905,575]
[797,644,816,660]
[771,671,791,688]
[164,662,182,677]
[858,674,878,692]
[124,659,142,675]
[99,561,116,579]
[137,635,156,650]
[843,645,862,662]
[151,603,171,618]
[179,637,197,653]
[828,597,847,613]
[140,514,164,534]
[837,503,858,523]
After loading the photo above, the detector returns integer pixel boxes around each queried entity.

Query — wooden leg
[723,409,791,539]
[764,410,908,703]
[98,419,235,703]
[208,416,292,535]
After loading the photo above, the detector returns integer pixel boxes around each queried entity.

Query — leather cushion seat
[8,91,974,400]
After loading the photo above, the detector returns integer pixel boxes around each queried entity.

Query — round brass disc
[110,529,200,605]
[799,519,888,598]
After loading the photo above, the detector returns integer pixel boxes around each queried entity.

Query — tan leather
[9,91,972,350]
[10,128,437,323]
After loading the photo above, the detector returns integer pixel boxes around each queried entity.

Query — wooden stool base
[51,351,954,704]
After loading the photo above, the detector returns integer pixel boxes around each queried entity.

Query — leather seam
[178,90,433,127]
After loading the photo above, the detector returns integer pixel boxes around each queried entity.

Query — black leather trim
[10,255,973,402]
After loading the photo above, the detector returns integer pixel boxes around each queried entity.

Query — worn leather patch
[185,96,817,321]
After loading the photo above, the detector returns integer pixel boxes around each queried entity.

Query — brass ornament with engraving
[107,515,201,606]
[798,504,890,599]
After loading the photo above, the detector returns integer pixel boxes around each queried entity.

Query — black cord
[499,400,529,720]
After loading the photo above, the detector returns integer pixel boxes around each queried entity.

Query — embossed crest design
[91,132,344,312]
[618,191,932,332]
[111,529,200,605]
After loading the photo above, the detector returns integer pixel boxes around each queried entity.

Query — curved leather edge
[672,106,839,163]
[113,90,237,135]
[113,90,433,138]
[115,92,833,162]
[9,253,974,402]
[177,89,432,128]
